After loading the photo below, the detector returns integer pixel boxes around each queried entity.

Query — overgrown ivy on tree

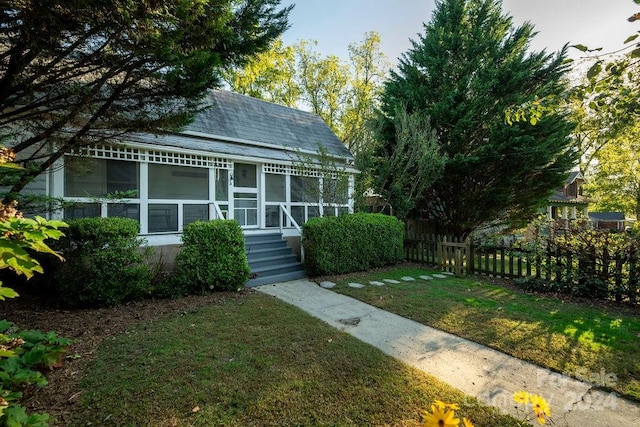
[374,0,577,237]
[0,0,291,196]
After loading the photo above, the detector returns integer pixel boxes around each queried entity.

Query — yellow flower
[423,406,460,427]
[536,411,547,425]
[462,417,474,427]
[529,394,551,417]
[513,390,530,404]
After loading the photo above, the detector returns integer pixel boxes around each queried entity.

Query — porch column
[50,158,65,220]
[570,206,577,220]
[546,205,553,220]
[348,174,355,213]
[561,206,568,220]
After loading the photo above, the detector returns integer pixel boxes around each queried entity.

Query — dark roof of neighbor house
[565,171,584,185]
[588,212,625,221]
[126,90,354,166]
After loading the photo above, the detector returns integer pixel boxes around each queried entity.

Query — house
[22,90,358,284]
[588,212,627,231]
[545,171,589,226]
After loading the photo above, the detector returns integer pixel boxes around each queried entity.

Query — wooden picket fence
[404,232,640,304]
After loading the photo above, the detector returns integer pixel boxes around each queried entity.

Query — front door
[232,163,258,228]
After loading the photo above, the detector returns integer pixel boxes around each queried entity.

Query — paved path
[256,279,640,427]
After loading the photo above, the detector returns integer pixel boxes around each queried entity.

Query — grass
[330,266,640,401]
[71,291,520,426]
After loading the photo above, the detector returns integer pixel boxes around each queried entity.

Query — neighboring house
[17,90,357,283]
[588,212,627,231]
[545,171,589,226]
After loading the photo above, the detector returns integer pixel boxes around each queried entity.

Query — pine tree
[375,0,577,237]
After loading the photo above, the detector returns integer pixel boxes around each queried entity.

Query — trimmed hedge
[51,217,153,307]
[173,220,250,293]
[302,213,404,276]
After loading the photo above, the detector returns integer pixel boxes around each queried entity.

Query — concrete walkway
[256,279,640,427]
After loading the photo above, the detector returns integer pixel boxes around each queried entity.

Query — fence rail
[404,233,639,304]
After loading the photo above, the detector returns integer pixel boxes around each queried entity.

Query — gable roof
[565,171,584,185]
[124,90,355,167]
[187,90,353,161]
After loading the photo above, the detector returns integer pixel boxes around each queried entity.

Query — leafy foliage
[583,126,640,220]
[226,32,389,155]
[174,220,250,293]
[51,217,153,307]
[375,0,576,237]
[513,223,640,303]
[0,320,70,426]
[302,213,404,276]
[369,105,446,220]
[1,0,291,193]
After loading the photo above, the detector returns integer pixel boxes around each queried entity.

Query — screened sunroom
[53,90,356,246]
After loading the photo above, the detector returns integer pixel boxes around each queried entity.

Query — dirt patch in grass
[0,288,250,426]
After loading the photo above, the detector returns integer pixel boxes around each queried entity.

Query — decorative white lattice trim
[146,150,230,169]
[264,162,344,179]
[68,145,231,169]
[71,145,143,161]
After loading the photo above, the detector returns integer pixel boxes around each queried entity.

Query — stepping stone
[442,272,455,276]
[319,281,336,289]
[369,281,385,286]
[348,282,365,288]
[420,275,433,280]
[432,274,448,279]
[401,276,415,281]
[383,279,400,284]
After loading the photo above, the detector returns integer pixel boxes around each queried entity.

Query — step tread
[246,270,306,287]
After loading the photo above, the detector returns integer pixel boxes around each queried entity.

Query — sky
[280,0,640,65]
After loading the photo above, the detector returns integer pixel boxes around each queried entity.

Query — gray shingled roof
[589,212,625,221]
[180,89,353,161]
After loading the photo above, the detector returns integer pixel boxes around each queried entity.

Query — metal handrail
[211,201,225,219]
[279,203,304,262]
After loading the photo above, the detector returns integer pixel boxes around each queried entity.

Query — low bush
[173,220,250,293]
[302,213,404,276]
[51,217,153,307]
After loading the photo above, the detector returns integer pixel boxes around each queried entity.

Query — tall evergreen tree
[374,0,577,237]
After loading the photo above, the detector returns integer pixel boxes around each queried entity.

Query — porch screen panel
[291,176,319,203]
[215,169,229,201]
[148,204,178,233]
[64,203,101,220]
[184,204,209,226]
[265,174,285,202]
[148,164,208,200]
[64,157,138,197]
[108,203,140,222]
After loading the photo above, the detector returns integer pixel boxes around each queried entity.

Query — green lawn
[71,291,519,426]
[330,266,640,401]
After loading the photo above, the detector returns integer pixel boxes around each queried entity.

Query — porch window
[184,204,209,226]
[291,176,319,203]
[64,157,138,197]
[265,174,285,202]
[64,203,101,219]
[148,204,178,233]
[108,203,140,222]
[215,169,229,201]
[149,164,208,200]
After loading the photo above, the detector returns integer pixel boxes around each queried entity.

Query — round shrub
[174,220,250,293]
[51,217,153,307]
